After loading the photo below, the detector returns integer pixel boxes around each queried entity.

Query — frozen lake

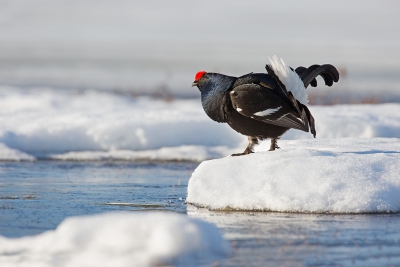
[1,161,400,266]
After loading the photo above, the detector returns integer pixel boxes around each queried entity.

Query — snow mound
[1,87,400,161]
[187,138,400,213]
[0,212,229,267]
[0,143,36,161]
[50,145,235,162]
[283,103,400,140]
[0,88,242,159]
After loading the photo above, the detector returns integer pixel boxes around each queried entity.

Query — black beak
[191,81,197,87]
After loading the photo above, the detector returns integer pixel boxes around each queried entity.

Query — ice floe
[0,143,36,161]
[0,212,229,267]
[187,138,400,213]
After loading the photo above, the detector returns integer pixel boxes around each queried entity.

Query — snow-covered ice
[1,87,400,161]
[0,143,35,161]
[0,87,242,160]
[50,145,233,162]
[187,138,400,213]
[0,88,400,161]
[0,212,229,267]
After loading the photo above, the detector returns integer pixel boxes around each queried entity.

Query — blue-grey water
[1,161,400,266]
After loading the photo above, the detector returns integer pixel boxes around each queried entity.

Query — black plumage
[192,62,339,156]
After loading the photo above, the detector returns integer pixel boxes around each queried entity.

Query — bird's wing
[229,83,309,132]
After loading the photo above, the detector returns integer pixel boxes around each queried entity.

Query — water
[0,161,193,237]
[1,161,400,266]
[189,209,400,266]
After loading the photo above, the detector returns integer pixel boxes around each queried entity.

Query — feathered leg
[269,138,280,151]
[232,136,258,156]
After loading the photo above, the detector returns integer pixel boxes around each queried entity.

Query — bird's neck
[200,74,236,123]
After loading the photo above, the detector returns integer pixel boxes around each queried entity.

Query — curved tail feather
[294,66,317,87]
[298,64,339,88]
[265,59,338,138]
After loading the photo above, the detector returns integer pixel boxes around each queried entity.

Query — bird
[191,56,339,156]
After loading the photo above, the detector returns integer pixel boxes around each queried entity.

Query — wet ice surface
[1,161,400,266]
[0,161,193,237]
[188,207,400,267]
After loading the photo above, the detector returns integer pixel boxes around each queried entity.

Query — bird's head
[192,71,208,91]
[191,71,237,123]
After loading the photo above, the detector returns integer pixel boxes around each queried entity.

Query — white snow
[0,87,242,161]
[1,87,400,161]
[254,106,282,116]
[0,212,229,267]
[187,138,400,213]
[0,143,36,161]
[282,103,400,140]
[50,145,234,162]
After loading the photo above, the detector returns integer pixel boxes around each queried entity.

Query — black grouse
[191,56,339,156]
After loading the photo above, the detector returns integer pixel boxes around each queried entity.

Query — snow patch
[187,138,400,213]
[0,212,230,267]
[0,143,36,161]
[50,145,236,162]
[268,55,309,105]
[0,87,243,159]
[1,87,400,161]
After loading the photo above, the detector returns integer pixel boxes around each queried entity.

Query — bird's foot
[269,138,280,151]
[231,137,258,156]
[231,152,250,157]
[231,148,253,157]
[268,146,280,151]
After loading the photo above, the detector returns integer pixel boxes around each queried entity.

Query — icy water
[1,161,400,266]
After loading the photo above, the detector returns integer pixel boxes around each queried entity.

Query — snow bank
[0,212,229,267]
[50,145,235,162]
[283,103,400,140]
[187,138,400,213]
[0,87,242,160]
[0,143,35,161]
[1,87,400,161]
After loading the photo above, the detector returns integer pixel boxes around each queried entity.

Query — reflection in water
[187,205,400,267]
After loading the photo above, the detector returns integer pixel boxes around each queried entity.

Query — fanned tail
[265,57,339,138]
[266,56,309,105]
[265,64,311,133]
[295,64,339,88]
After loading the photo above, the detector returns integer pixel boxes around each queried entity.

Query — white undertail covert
[268,55,309,105]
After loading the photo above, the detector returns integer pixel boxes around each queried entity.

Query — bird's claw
[231,153,245,157]
[230,150,253,157]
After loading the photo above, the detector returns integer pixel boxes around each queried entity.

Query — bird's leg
[232,136,258,156]
[269,138,280,151]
